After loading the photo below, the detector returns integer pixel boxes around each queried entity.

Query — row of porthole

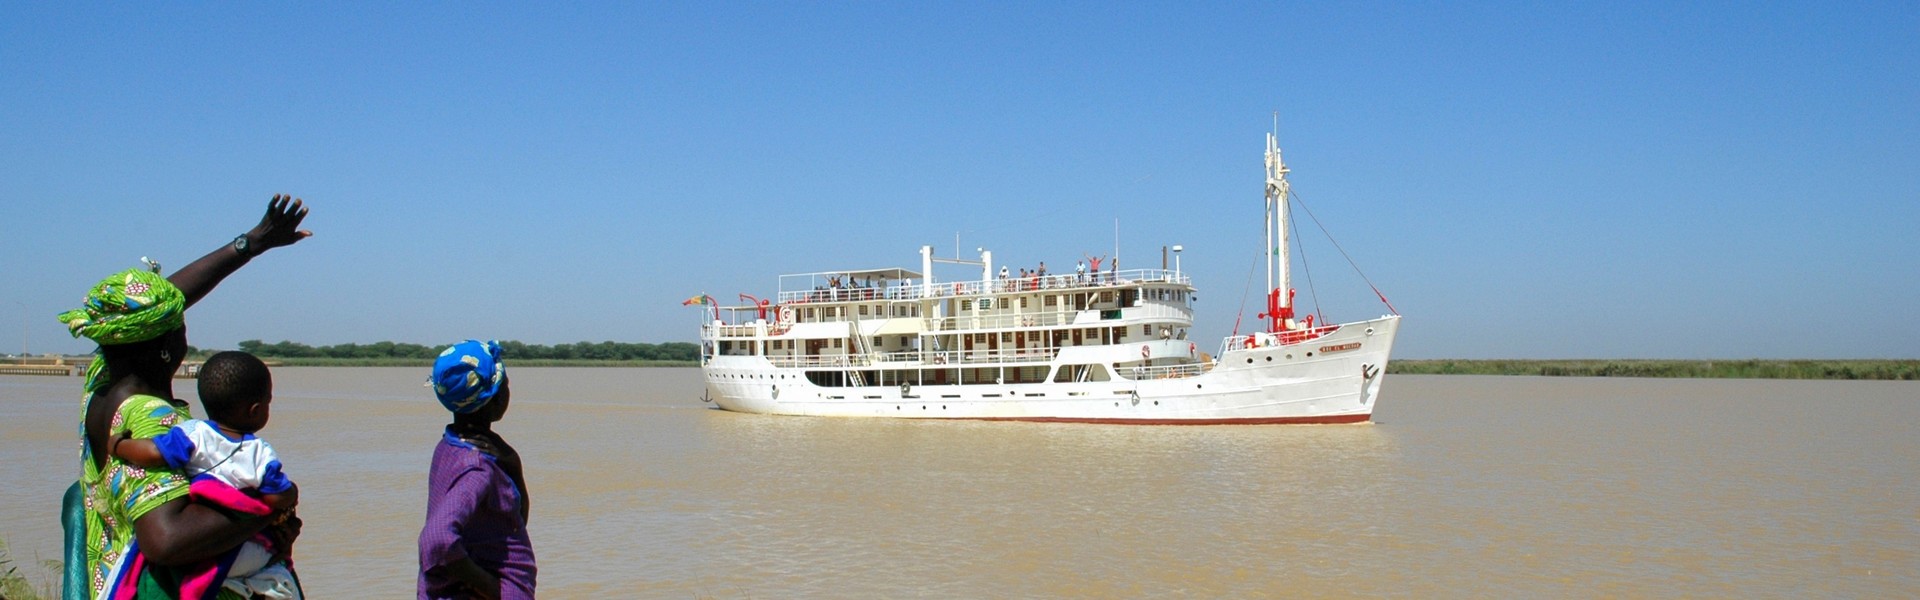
[1112,400,1163,407]
[1247,352,1311,365]
[715,373,793,380]
[898,405,948,410]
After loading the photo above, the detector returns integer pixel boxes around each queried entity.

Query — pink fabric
[110,551,144,600]
[189,478,273,515]
[171,479,276,599]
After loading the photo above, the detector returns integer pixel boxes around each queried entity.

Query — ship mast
[1265,131,1294,332]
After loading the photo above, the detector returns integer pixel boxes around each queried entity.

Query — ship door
[1072,329,1083,346]
[807,339,825,356]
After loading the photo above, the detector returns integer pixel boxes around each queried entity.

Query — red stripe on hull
[965,413,1373,425]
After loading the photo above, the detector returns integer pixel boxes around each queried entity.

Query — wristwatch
[232,234,258,258]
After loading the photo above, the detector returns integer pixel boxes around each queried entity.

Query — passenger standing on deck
[1076,260,1086,283]
[420,340,535,600]
[1086,254,1106,284]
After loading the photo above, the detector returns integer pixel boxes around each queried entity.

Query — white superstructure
[694,135,1400,424]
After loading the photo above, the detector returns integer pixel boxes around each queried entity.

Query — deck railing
[775,269,1189,305]
[763,347,1062,369]
[1219,325,1343,352]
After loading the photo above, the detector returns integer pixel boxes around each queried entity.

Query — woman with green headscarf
[62,195,312,600]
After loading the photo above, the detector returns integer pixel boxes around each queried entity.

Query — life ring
[1140,345,1150,359]
[778,305,794,324]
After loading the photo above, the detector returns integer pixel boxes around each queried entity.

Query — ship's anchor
[1130,390,1140,406]
[900,382,911,397]
[1359,363,1380,406]
[772,385,780,400]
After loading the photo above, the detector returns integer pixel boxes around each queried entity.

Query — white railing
[775,269,1189,305]
[1218,325,1343,352]
[765,347,1060,369]
[1123,362,1211,380]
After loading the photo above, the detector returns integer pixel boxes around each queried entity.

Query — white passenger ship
[695,134,1401,424]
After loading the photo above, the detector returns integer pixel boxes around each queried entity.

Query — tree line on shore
[233,339,700,362]
[1388,359,1920,380]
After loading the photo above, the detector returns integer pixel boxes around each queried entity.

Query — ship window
[1000,332,1011,342]
[961,300,972,311]
[1020,297,1029,308]
[859,305,869,316]
[832,339,843,348]
[1143,325,1152,336]
[1044,295,1057,307]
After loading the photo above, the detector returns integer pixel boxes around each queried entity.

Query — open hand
[246,194,313,251]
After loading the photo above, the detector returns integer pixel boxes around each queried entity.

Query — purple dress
[419,428,536,599]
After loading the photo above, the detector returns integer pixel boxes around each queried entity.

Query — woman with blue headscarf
[62,195,312,600]
[419,340,536,600]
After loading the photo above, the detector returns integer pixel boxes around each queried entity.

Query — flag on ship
[681,294,715,306]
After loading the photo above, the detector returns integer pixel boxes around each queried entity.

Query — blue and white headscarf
[430,340,505,414]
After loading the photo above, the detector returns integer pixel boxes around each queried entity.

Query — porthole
[1265,356,1273,362]
[1246,358,1254,364]
[1286,354,1293,359]
[1306,352,1314,357]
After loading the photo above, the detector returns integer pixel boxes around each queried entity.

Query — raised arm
[169,195,312,309]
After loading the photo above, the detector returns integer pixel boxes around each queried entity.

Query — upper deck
[776,268,1190,305]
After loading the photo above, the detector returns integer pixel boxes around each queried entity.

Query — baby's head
[197,351,274,433]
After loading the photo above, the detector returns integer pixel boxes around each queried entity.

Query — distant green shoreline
[262,357,699,368]
[271,358,1918,380]
[9,357,1917,381]
[1387,359,1920,380]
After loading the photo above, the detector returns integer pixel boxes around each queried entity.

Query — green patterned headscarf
[58,268,185,345]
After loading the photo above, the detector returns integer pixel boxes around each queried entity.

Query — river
[2,369,1914,597]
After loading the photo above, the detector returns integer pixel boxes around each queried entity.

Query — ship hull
[704,315,1399,424]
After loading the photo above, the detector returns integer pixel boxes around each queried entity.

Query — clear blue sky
[3,3,1915,359]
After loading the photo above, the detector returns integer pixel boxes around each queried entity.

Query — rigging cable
[1288,193,1325,324]
[1289,190,1400,315]
[1231,250,1259,338]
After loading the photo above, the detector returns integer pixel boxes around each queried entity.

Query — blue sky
[3,2,1915,359]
